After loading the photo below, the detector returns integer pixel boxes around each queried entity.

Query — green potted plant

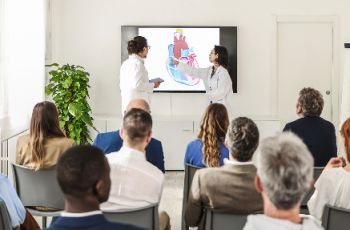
[45,63,95,144]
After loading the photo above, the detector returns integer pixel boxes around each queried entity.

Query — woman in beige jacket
[16,101,74,170]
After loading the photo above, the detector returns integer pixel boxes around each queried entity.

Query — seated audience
[100,108,170,230]
[308,117,350,220]
[0,173,39,230]
[16,101,74,170]
[243,133,323,230]
[184,103,229,167]
[93,99,165,173]
[46,145,145,230]
[283,87,337,166]
[185,117,263,229]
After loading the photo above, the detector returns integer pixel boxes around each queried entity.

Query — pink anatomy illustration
[167,29,200,86]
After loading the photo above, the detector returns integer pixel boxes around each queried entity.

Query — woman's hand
[324,156,346,171]
[154,81,161,88]
[172,58,179,66]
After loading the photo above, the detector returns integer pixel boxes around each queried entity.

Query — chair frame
[300,167,324,214]
[321,204,350,230]
[11,163,64,228]
[103,203,159,230]
[205,208,247,230]
[181,164,201,230]
[0,199,12,230]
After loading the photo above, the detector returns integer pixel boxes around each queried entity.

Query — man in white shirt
[243,133,324,230]
[185,117,263,230]
[101,108,164,211]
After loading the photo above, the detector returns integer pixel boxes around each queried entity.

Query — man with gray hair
[283,87,337,166]
[185,117,263,230]
[243,133,323,230]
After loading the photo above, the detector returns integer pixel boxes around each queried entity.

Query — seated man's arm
[185,171,204,227]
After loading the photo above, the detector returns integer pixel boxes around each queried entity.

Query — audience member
[308,117,350,220]
[16,101,74,170]
[100,108,170,230]
[283,87,337,166]
[185,117,263,229]
[0,173,39,230]
[243,133,323,230]
[184,103,229,167]
[93,99,165,173]
[45,145,145,230]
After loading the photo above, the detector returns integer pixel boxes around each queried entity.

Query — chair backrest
[0,199,13,230]
[301,167,324,207]
[322,204,350,230]
[182,164,201,230]
[103,204,159,230]
[11,163,64,209]
[205,209,247,230]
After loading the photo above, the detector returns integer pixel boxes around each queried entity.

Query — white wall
[49,0,350,121]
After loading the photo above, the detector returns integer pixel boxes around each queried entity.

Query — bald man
[93,99,165,173]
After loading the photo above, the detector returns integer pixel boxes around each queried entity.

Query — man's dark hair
[123,108,153,145]
[226,117,259,162]
[298,87,324,117]
[57,145,107,196]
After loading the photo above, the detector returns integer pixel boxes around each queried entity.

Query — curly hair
[297,87,324,117]
[341,117,350,161]
[197,103,229,167]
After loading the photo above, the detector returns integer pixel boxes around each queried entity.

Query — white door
[277,21,334,128]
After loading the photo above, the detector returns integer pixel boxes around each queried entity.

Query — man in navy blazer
[46,145,145,230]
[283,88,337,167]
[93,99,165,173]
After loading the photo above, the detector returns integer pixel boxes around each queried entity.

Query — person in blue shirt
[45,145,145,230]
[93,99,165,173]
[185,103,230,167]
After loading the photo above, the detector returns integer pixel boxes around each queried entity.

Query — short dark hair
[298,87,324,116]
[57,145,107,197]
[214,45,229,69]
[123,108,152,145]
[226,117,259,162]
[127,36,148,55]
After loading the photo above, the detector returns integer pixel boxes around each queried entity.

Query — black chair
[181,164,201,230]
[300,167,324,214]
[205,208,247,230]
[104,204,159,230]
[0,199,12,230]
[322,204,350,230]
[11,163,64,228]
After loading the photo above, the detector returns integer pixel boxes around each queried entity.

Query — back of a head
[198,103,229,167]
[298,87,324,117]
[226,117,259,162]
[29,101,65,170]
[341,117,350,161]
[123,108,152,145]
[126,99,150,114]
[257,133,314,210]
[127,36,147,55]
[214,45,229,69]
[57,145,108,200]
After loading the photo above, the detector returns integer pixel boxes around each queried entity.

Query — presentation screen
[121,26,237,93]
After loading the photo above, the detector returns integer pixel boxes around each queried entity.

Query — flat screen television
[121,26,237,93]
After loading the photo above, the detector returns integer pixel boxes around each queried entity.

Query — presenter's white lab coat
[177,62,232,107]
[120,54,154,112]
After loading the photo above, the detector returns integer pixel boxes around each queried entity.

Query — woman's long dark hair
[127,36,148,55]
[29,101,66,170]
[214,45,229,69]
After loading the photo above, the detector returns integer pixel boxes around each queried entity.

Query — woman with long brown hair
[308,117,350,220]
[16,101,74,170]
[184,103,229,167]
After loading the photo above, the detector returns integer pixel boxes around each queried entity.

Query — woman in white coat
[173,45,232,107]
[120,36,162,113]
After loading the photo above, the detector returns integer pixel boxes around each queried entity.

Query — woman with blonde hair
[308,117,350,220]
[16,101,74,170]
[184,103,229,167]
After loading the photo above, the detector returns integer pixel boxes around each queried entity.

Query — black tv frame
[121,26,237,93]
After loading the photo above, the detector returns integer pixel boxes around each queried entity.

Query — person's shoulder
[50,136,75,147]
[150,137,162,146]
[96,131,119,140]
[188,139,202,147]
[318,117,336,128]
[300,214,323,229]
[17,134,30,144]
